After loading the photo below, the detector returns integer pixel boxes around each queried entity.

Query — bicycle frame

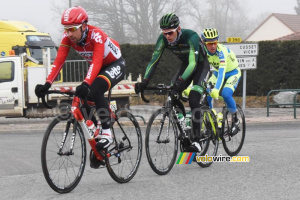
[42,90,120,162]
[141,85,188,140]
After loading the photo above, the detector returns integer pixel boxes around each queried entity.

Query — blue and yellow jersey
[206,44,239,90]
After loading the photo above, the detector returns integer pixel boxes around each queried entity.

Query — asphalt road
[0,118,299,200]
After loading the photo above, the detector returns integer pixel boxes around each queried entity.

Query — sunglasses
[205,41,218,46]
[162,27,178,36]
[64,24,82,33]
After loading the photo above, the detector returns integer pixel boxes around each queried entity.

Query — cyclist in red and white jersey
[35,6,126,149]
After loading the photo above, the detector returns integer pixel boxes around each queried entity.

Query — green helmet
[159,13,180,30]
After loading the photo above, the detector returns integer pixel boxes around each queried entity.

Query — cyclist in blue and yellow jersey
[135,13,211,152]
[201,28,241,133]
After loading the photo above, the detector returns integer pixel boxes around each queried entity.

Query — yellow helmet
[201,28,219,42]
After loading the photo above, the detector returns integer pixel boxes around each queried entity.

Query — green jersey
[143,29,206,81]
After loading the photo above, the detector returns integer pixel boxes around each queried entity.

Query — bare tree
[75,0,189,44]
[186,0,251,41]
[295,0,300,15]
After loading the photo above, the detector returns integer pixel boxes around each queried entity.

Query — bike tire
[105,109,142,183]
[41,116,86,193]
[197,106,219,168]
[222,104,246,156]
[145,108,178,175]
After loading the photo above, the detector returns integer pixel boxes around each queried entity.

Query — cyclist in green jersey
[135,13,210,152]
[201,28,241,133]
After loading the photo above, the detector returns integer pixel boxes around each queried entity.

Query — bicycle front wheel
[197,106,219,168]
[145,108,178,175]
[41,116,86,193]
[222,105,246,156]
[105,109,142,183]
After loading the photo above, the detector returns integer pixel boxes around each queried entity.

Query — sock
[102,129,112,138]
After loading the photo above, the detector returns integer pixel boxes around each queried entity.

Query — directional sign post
[237,56,257,70]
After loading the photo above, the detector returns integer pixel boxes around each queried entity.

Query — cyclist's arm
[143,34,166,80]
[46,33,71,84]
[215,46,227,90]
[180,33,201,81]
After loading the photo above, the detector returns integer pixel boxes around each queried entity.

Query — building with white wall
[245,13,300,41]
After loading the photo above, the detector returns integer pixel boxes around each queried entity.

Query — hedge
[65,40,300,96]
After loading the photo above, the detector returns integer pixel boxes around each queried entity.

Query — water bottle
[110,100,117,113]
[217,112,223,128]
[177,113,186,130]
[185,111,192,130]
[86,120,96,137]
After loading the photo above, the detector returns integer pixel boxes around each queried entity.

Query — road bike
[39,88,142,193]
[141,84,219,175]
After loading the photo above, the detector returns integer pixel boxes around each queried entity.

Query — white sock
[102,129,112,138]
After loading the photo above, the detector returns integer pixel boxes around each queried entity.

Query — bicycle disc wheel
[41,116,86,193]
[105,109,142,183]
[196,106,219,168]
[222,105,246,156]
[145,108,178,175]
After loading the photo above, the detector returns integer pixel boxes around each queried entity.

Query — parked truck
[0,53,139,118]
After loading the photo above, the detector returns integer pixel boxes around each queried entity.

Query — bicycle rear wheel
[196,106,219,167]
[41,116,86,193]
[145,108,178,175]
[222,105,246,156]
[105,109,142,183]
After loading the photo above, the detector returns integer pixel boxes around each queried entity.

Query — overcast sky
[0,0,297,45]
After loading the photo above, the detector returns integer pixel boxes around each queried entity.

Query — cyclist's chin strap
[77,26,89,46]
[168,30,182,46]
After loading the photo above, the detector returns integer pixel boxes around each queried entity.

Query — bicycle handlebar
[140,84,173,103]
[39,90,75,109]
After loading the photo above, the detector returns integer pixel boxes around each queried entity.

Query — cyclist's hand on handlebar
[134,79,148,94]
[210,88,220,99]
[75,82,90,98]
[35,82,51,98]
[171,78,185,95]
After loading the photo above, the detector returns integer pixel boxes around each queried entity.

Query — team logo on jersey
[86,64,94,79]
[91,31,103,44]
[77,51,93,62]
[105,66,121,79]
[217,51,224,59]
[48,65,56,75]
[108,41,119,55]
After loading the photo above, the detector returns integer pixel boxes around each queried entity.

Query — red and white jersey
[46,25,122,85]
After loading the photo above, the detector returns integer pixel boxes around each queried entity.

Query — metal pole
[69,0,72,7]
[242,70,247,111]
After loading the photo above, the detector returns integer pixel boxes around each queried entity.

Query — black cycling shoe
[231,119,240,135]
[184,142,202,152]
[89,150,105,168]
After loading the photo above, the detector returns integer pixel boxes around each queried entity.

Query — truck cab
[0,20,57,65]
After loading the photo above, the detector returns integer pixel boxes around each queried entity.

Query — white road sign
[226,43,259,56]
[237,56,257,70]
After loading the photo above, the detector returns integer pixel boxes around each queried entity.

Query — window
[0,61,14,83]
